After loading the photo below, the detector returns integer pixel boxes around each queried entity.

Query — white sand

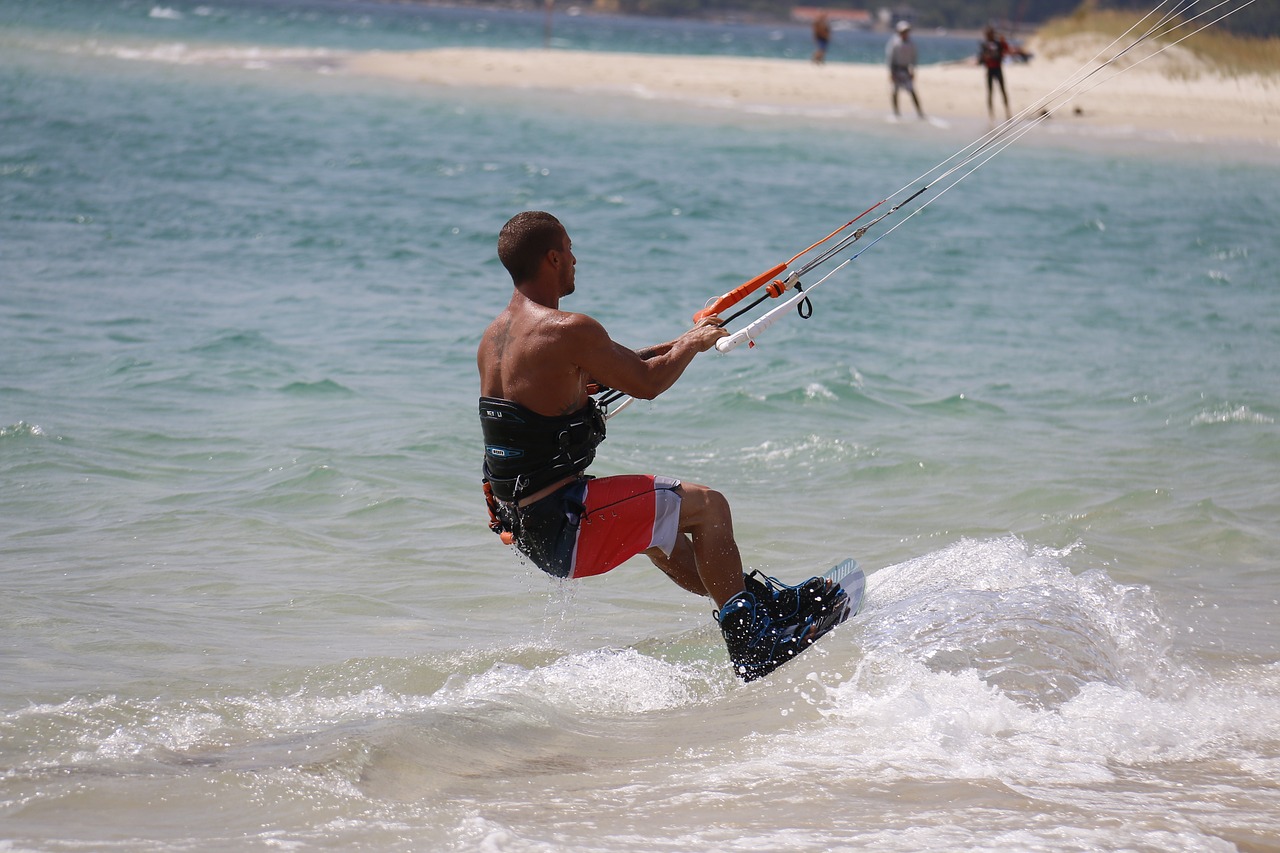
[345,42,1280,150]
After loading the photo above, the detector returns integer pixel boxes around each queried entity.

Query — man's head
[498,211,572,288]
[896,20,911,36]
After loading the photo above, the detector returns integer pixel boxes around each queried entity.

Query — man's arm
[572,316,725,402]
[586,341,673,392]
[634,341,675,360]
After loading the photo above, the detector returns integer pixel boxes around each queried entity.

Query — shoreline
[344,46,1280,152]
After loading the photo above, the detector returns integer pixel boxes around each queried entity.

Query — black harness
[479,396,606,504]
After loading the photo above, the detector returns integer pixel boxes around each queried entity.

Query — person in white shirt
[886,20,925,119]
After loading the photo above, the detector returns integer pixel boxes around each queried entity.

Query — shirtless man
[478,211,845,681]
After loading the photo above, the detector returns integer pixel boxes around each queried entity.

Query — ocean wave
[5,536,1277,847]
[280,378,354,396]
[0,420,48,440]
[736,432,876,471]
[65,37,344,72]
[1191,403,1274,426]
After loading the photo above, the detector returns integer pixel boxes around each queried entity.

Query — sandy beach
[347,41,1280,150]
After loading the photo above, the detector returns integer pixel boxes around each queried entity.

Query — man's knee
[677,482,732,525]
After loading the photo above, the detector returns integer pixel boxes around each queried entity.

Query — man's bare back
[480,295,609,418]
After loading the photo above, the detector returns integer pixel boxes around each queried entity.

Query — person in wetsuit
[979,26,1027,122]
[478,211,846,681]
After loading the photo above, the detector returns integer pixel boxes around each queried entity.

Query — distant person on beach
[978,25,1028,121]
[886,20,925,119]
[478,211,846,682]
[812,14,831,64]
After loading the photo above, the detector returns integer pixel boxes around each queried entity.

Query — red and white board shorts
[506,475,682,580]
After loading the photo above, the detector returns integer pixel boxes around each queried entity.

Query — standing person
[478,211,847,682]
[812,13,831,65]
[886,20,925,120]
[979,25,1021,121]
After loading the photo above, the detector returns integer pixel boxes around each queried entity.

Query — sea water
[2,1,1278,850]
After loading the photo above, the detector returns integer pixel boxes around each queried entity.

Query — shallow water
[3,1,1279,850]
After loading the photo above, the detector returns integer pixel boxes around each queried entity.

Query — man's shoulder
[497,305,609,352]
[494,301,590,328]
[541,306,606,336]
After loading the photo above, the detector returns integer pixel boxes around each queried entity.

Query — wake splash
[0,537,1235,778]
[857,536,1177,709]
[5,537,1276,850]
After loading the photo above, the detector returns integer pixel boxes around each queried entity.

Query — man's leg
[646,482,744,607]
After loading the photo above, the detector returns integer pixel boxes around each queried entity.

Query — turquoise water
[0,0,979,60]
[3,1,1279,850]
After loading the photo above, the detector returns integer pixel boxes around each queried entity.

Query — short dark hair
[498,211,565,283]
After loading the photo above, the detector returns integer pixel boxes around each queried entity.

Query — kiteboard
[742,558,866,681]
[795,557,865,659]
[822,557,866,616]
[631,559,867,679]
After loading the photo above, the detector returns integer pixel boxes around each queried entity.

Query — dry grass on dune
[1035,8,1280,79]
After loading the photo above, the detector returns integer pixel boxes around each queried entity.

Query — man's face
[556,231,576,297]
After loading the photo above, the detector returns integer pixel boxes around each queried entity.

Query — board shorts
[891,65,914,91]
[499,475,682,580]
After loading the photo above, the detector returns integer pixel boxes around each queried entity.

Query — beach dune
[347,43,1279,149]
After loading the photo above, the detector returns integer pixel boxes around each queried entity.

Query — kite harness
[480,396,606,542]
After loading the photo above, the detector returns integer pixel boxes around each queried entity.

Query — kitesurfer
[478,211,845,681]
